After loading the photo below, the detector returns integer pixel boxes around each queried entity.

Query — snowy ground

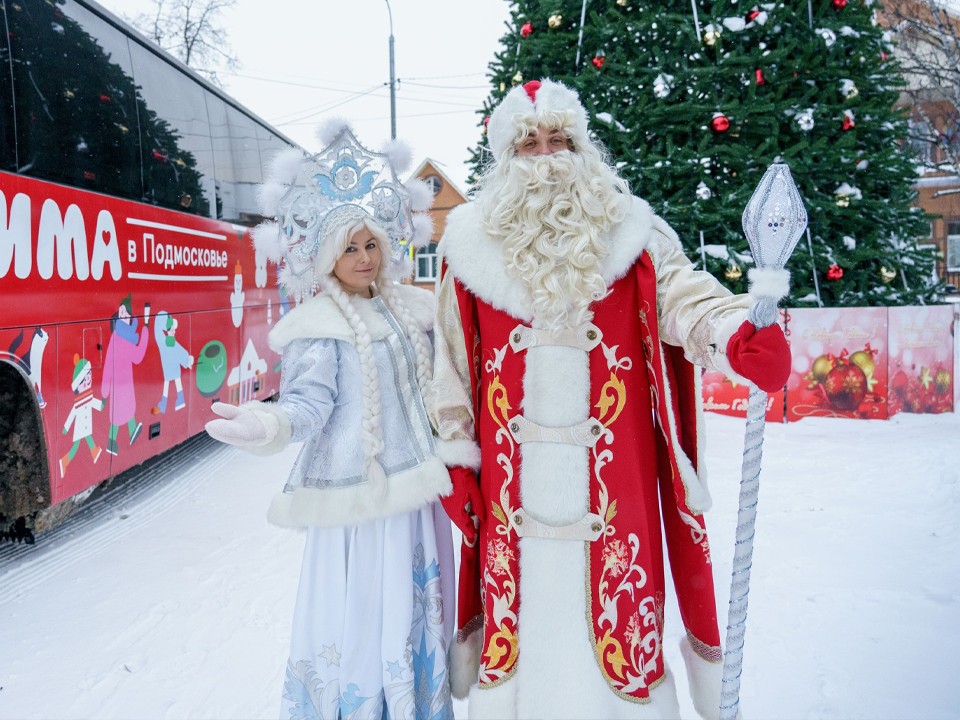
[1,411,958,719]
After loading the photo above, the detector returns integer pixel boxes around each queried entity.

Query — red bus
[0,0,295,541]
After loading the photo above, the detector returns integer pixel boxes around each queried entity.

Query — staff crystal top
[741,163,808,270]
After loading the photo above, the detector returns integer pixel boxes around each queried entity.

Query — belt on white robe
[504,322,607,542]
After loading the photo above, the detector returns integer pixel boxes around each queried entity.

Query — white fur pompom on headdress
[410,212,435,249]
[258,147,306,216]
[252,220,284,262]
[381,139,413,175]
[406,178,434,212]
[316,117,352,149]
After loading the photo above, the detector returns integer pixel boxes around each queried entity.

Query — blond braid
[379,281,433,392]
[325,280,384,476]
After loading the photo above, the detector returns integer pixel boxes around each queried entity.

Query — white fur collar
[439,196,657,320]
[268,282,435,352]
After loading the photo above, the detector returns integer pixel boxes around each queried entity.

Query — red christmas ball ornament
[832,0,847,8]
[823,360,867,411]
[710,112,730,132]
[841,110,855,131]
[745,6,761,22]
[483,116,490,133]
[755,68,766,85]
[826,264,844,281]
[592,52,606,69]
[521,22,534,38]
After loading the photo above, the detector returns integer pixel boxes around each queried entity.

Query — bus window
[0,11,16,173]
[206,93,240,223]
[7,0,142,200]
[128,42,214,217]
[226,107,263,223]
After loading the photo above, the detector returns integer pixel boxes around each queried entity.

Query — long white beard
[478,151,628,330]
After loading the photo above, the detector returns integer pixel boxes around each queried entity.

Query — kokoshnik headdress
[253,119,434,299]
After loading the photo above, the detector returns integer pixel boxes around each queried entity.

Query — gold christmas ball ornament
[849,350,875,379]
[835,193,850,207]
[724,264,743,281]
[880,266,896,284]
[810,354,835,384]
[548,14,563,28]
[934,368,952,394]
[617,0,628,6]
[513,71,524,85]
[704,25,721,46]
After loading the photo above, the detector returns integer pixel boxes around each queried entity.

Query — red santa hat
[486,78,591,160]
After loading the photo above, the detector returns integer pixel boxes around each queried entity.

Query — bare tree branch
[128,0,238,87]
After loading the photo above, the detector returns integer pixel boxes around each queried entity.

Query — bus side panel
[187,309,241,439]
[54,321,114,505]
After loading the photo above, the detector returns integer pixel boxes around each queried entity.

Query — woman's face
[333,227,382,297]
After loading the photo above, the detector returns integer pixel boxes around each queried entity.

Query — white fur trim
[681,636,736,720]
[435,438,481,471]
[747,267,790,301]
[267,455,452,527]
[268,282,434,352]
[256,181,286,217]
[450,627,482,700]
[439,197,655,321]
[486,78,590,160]
[239,401,292,456]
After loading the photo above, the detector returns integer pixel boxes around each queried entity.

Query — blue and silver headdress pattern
[252,122,434,299]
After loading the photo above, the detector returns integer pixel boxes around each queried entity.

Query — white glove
[205,402,278,447]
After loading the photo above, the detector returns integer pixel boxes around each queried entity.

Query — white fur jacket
[249,283,452,528]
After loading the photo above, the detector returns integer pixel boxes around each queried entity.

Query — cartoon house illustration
[226,338,267,405]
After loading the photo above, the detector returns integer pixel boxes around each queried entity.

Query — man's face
[515,127,572,157]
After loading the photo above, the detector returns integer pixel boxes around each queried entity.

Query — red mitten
[726,320,791,392]
[441,466,485,545]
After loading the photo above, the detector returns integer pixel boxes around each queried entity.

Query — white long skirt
[280,503,455,720]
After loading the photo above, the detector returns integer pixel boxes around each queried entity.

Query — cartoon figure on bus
[60,353,105,477]
[154,311,194,413]
[8,326,50,409]
[230,261,245,328]
[254,244,268,289]
[101,294,150,455]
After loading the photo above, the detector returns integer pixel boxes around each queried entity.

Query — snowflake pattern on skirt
[280,505,453,720]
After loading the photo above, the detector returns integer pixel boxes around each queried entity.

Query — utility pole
[385,0,397,139]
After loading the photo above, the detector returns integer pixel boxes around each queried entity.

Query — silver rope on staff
[720,163,807,720]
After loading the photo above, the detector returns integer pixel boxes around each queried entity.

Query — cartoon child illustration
[230,261,245,328]
[154,311,194,413]
[101,294,149,456]
[60,353,105,477]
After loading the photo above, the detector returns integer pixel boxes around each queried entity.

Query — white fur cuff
[449,627,482,699]
[747,267,791,301]
[435,438,482,471]
[681,635,735,720]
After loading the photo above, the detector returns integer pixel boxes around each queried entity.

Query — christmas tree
[468,0,945,307]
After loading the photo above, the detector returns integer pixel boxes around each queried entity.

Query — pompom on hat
[253,122,433,300]
[486,78,591,160]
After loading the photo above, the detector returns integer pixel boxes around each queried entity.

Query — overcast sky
[96,0,513,190]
